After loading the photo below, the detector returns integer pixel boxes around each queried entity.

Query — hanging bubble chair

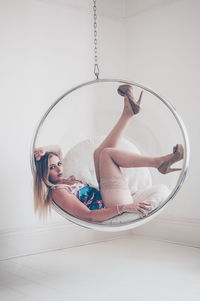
[31,78,190,232]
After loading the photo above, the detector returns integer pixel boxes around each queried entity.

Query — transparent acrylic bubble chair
[31,79,190,232]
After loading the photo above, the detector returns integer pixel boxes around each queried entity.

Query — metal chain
[93,0,99,79]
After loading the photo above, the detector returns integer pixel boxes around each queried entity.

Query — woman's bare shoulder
[52,187,75,210]
[52,186,71,200]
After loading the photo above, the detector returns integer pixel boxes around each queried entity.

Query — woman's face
[48,155,64,184]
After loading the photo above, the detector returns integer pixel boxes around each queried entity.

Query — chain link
[93,0,99,79]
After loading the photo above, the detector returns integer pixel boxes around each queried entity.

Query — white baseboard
[131,216,200,248]
[1,217,199,260]
[0,221,131,260]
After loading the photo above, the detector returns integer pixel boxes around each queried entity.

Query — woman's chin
[50,177,63,184]
[57,176,64,183]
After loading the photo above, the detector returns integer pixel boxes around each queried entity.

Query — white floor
[0,235,199,301]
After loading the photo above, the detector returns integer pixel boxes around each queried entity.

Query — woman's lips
[58,173,63,177]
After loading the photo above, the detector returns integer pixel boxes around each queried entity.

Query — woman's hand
[124,202,152,218]
[34,147,46,161]
[34,145,63,161]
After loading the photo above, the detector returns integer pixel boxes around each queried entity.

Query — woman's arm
[52,189,151,222]
[34,145,63,161]
[52,189,119,222]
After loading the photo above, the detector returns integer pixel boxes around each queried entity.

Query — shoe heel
[117,87,125,96]
[168,167,182,173]
[158,165,182,174]
[137,90,143,105]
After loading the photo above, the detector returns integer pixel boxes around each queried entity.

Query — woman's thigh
[98,148,123,179]
[98,148,133,207]
[100,185,133,207]
[93,147,122,185]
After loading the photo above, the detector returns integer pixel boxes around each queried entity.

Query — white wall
[125,0,200,221]
[0,0,199,258]
[0,0,126,232]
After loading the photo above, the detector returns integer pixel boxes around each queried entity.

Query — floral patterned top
[51,176,104,210]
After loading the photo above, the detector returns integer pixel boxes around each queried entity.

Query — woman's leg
[99,147,175,176]
[98,147,176,207]
[94,96,134,184]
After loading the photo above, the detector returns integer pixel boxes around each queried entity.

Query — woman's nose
[57,166,61,172]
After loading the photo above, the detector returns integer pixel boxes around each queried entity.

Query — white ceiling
[36,0,179,18]
[125,0,179,17]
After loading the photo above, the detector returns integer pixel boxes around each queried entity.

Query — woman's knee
[94,147,112,158]
[93,148,100,163]
[99,147,113,159]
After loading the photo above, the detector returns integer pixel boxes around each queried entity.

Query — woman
[34,85,184,222]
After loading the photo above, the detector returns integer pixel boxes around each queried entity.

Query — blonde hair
[33,152,59,219]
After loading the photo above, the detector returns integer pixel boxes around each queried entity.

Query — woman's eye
[58,162,62,166]
[50,166,55,170]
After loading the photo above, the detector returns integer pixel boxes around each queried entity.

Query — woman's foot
[158,144,184,174]
[117,85,143,115]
